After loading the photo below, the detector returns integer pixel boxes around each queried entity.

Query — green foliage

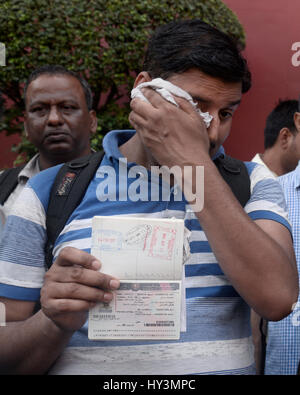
[0,0,245,162]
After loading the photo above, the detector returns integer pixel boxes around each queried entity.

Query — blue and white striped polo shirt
[0,130,291,375]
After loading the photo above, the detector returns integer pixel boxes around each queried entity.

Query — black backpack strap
[44,150,104,269]
[0,165,26,205]
[214,154,250,207]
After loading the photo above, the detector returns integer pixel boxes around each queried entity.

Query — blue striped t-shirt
[0,130,291,375]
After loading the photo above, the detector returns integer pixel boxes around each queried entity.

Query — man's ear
[133,72,152,88]
[294,112,300,132]
[89,109,98,136]
[278,127,294,150]
[24,115,29,138]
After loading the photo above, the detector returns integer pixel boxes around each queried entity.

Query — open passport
[88,216,186,340]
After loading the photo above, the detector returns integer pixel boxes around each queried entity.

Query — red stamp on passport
[148,226,176,260]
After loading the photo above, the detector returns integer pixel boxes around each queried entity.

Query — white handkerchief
[131,77,213,128]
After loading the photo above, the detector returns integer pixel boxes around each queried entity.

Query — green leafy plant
[0,0,245,163]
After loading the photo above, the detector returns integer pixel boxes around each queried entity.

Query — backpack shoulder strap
[0,165,26,205]
[44,150,105,269]
[214,154,250,207]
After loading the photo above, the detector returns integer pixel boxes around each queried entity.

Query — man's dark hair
[143,19,251,93]
[23,65,93,110]
[264,99,299,149]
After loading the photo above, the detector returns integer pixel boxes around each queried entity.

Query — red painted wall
[0,133,20,169]
[1,0,299,167]
[223,0,300,160]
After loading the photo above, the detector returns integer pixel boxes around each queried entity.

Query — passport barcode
[144,321,174,327]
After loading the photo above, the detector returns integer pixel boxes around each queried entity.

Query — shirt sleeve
[0,162,64,302]
[244,162,291,232]
[0,184,47,301]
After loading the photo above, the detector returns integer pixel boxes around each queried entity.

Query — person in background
[264,98,300,375]
[0,91,4,234]
[251,99,300,374]
[0,65,97,236]
[252,99,300,176]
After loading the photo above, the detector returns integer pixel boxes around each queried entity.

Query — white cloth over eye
[131,77,213,128]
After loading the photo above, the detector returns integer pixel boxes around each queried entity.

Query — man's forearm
[0,310,73,374]
[184,158,298,320]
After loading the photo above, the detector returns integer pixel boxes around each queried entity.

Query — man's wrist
[38,309,75,339]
